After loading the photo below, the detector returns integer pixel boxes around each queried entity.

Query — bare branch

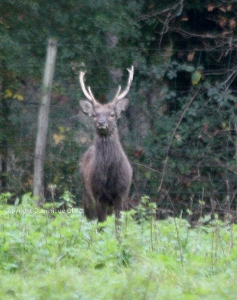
[158,90,199,193]
[139,0,183,22]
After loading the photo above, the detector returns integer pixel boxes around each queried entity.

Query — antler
[112,66,134,103]
[79,71,98,105]
[80,66,134,105]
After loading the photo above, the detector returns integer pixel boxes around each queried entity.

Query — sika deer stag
[79,66,134,222]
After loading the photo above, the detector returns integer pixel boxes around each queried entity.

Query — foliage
[0,193,237,299]
[1,0,237,213]
[132,0,237,211]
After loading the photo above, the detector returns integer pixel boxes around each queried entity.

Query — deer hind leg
[107,205,113,216]
[96,199,108,223]
[83,189,97,220]
[114,197,123,219]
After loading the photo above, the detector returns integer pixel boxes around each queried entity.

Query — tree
[33,39,58,205]
[0,0,142,195]
[1,0,237,217]
[132,0,237,217]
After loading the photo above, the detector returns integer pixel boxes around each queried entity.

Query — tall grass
[0,193,237,299]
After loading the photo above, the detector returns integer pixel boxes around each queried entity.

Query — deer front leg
[114,198,123,239]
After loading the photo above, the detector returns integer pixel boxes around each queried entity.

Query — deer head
[79,66,134,136]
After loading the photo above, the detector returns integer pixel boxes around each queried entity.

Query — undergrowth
[0,193,237,299]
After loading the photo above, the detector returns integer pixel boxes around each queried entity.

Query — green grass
[0,193,237,299]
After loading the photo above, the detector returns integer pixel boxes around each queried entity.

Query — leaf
[229,19,236,30]
[13,93,24,101]
[185,65,195,72]
[3,89,13,99]
[191,71,202,85]
[207,4,215,12]
[187,52,195,62]
[80,137,89,144]
[3,90,24,100]
[221,122,229,129]
[58,126,70,133]
[219,17,227,27]
[219,6,227,13]
[53,134,65,145]
[181,15,189,21]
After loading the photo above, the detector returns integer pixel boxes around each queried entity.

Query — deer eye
[110,112,115,117]
[92,112,96,118]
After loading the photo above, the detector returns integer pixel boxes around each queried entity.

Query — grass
[0,193,237,299]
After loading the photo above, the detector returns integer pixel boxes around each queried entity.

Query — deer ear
[80,100,94,116]
[115,98,129,118]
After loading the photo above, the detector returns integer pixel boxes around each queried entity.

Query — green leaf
[185,66,195,72]
[191,70,202,85]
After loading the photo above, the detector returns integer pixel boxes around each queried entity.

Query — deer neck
[95,130,121,148]
[94,130,123,166]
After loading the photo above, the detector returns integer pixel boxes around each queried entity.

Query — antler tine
[88,86,97,103]
[79,71,97,104]
[114,66,134,103]
[112,85,121,103]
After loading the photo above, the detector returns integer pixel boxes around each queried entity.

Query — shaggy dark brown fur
[80,101,132,222]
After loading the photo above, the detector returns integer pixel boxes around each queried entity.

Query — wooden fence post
[33,38,57,205]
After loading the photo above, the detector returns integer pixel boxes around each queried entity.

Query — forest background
[1,0,237,219]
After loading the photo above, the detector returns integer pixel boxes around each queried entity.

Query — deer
[79,66,134,223]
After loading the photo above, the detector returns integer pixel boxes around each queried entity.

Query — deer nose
[97,117,106,127]
[98,120,105,126]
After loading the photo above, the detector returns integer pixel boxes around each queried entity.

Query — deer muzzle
[97,116,107,129]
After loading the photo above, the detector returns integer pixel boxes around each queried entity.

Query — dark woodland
[1,0,237,220]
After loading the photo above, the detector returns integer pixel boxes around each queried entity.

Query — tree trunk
[0,75,11,191]
[33,38,57,205]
